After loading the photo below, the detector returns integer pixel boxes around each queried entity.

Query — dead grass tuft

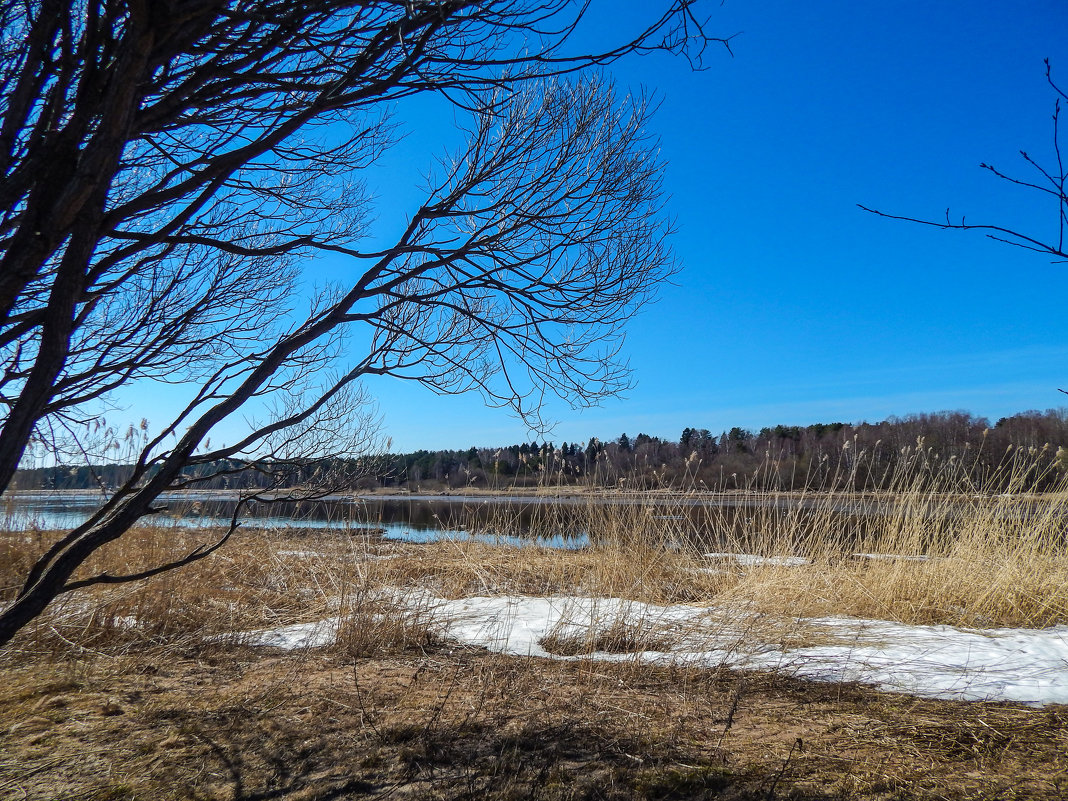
[336,589,446,658]
[539,616,677,656]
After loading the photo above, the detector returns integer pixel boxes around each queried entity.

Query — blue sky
[121,1,1068,454]
[369,0,1068,451]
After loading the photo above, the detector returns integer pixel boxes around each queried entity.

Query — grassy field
[3,460,1068,799]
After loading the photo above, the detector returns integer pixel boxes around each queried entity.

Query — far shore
[7,484,1052,499]
[7,485,1056,514]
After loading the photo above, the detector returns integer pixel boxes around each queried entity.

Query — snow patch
[234,593,1068,706]
[703,552,811,567]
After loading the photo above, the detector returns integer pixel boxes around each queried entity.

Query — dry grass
[4,467,1067,664]
[1,525,362,659]
[539,613,679,656]
[330,444,1068,628]
[2,641,1067,800]
[3,455,1068,798]
[8,445,1068,633]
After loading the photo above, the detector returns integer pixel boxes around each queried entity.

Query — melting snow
[703,552,811,567]
[237,593,1068,706]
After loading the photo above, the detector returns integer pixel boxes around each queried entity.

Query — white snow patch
[241,619,340,649]
[785,618,1068,704]
[434,595,720,659]
[703,552,811,567]
[234,593,1068,706]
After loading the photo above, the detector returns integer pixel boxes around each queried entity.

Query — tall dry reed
[3,442,1066,665]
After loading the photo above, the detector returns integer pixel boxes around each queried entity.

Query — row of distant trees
[17,409,1068,494]
[383,408,1068,491]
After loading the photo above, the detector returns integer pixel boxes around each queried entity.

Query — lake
[1,491,599,549]
[4,489,1056,552]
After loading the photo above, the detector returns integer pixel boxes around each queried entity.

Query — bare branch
[0,0,726,647]
[859,62,1068,264]
[60,520,239,595]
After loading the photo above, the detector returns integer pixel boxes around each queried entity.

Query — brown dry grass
[2,638,1067,800]
[3,459,1068,799]
[7,445,1068,631]
[1,525,365,658]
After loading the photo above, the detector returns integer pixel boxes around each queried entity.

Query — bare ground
[2,639,1068,801]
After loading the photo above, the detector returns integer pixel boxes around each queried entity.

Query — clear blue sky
[121,1,1068,454]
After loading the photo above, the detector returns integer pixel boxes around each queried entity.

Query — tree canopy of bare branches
[860,60,1067,263]
[0,1,729,646]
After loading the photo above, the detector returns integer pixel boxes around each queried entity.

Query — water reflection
[1,492,592,549]
[384,528,590,549]
[8,490,1050,552]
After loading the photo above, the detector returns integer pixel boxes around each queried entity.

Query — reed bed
[1,445,1066,666]
[509,443,1068,628]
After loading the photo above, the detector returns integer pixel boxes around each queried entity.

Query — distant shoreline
[7,486,1053,515]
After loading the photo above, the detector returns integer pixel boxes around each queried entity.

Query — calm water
[6,490,1049,551]
[1,491,594,549]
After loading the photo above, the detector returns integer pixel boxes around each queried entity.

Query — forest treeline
[15,409,1068,494]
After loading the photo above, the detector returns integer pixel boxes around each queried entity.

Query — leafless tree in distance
[0,1,732,646]
[860,59,1067,262]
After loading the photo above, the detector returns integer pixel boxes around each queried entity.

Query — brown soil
[2,641,1067,801]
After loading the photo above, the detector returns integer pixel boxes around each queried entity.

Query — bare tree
[0,1,730,646]
[860,60,1067,262]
